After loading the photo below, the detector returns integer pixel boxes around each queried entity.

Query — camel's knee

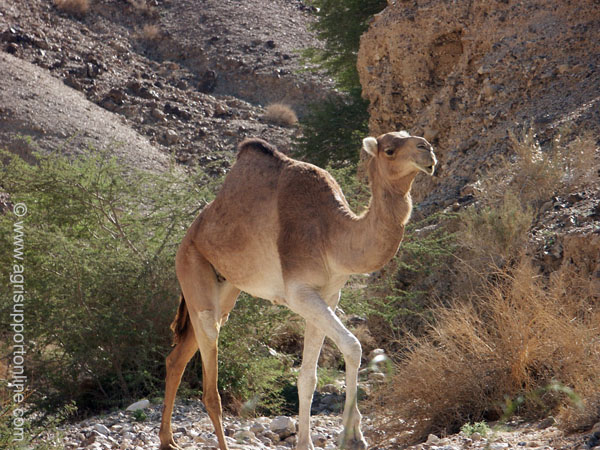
[341,335,362,369]
[203,390,222,415]
[298,368,317,395]
[192,310,220,342]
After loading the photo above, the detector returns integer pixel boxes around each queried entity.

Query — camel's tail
[170,293,190,346]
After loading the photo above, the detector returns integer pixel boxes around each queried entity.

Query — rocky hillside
[358,0,599,208]
[0,0,327,169]
[358,0,600,282]
[0,51,169,170]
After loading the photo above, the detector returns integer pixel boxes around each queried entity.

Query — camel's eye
[384,148,395,156]
[417,143,429,150]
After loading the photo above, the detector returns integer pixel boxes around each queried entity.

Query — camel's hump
[237,138,283,160]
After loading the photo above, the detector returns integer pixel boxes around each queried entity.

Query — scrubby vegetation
[54,0,89,16]
[263,103,299,128]
[295,0,387,167]
[139,23,161,42]
[1,0,598,446]
[0,149,298,430]
[362,130,599,445]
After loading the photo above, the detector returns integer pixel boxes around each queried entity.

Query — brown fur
[237,137,279,159]
[170,294,189,346]
[159,133,437,450]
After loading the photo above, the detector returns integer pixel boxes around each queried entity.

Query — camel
[158,131,437,450]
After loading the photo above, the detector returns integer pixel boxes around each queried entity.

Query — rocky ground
[0,0,327,170]
[55,399,353,450]
[401,420,600,450]
[47,397,600,450]
[0,51,170,170]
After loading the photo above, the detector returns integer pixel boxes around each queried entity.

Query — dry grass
[139,24,161,41]
[263,103,299,127]
[459,191,533,269]
[54,0,89,16]
[128,0,156,16]
[476,130,597,212]
[371,259,600,445]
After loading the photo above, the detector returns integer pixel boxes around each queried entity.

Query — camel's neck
[332,173,416,275]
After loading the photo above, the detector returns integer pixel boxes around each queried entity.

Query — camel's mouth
[416,163,436,176]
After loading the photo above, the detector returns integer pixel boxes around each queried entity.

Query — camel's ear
[362,137,378,157]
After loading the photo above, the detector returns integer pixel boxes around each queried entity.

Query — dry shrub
[139,24,161,41]
[477,130,597,212]
[128,0,156,16]
[372,259,600,445]
[459,191,533,269]
[263,103,299,127]
[54,0,89,16]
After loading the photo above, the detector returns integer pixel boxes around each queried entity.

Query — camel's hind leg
[169,243,239,450]
[159,325,197,450]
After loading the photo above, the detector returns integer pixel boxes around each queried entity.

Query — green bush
[0,149,212,414]
[0,149,300,418]
[294,91,370,167]
[460,421,490,437]
[218,294,296,416]
[295,0,387,167]
[304,0,387,92]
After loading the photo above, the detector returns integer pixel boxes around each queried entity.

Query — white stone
[94,424,110,436]
[122,431,136,440]
[126,399,151,411]
[269,416,296,438]
[369,348,385,360]
[490,443,509,450]
[426,434,441,444]
[233,429,256,442]
[311,432,328,447]
[250,422,266,434]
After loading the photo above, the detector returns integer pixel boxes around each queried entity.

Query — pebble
[270,415,297,439]
[94,423,110,435]
[126,399,151,411]
[427,433,441,444]
[161,129,179,145]
[151,107,166,120]
[53,401,352,450]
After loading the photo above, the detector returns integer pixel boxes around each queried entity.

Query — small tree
[0,149,211,413]
[295,0,387,167]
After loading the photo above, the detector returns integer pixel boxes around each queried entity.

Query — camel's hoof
[159,440,183,450]
[344,438,368,450]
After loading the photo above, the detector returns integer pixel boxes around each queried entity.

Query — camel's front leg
[287,286,367,450]
[339,346,366,450]
[297,324,326,450]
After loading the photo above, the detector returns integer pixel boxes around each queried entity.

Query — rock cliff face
[357,0,599,207]
[0,0,327,169]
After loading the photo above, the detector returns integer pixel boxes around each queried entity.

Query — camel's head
[362,131,437,181]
